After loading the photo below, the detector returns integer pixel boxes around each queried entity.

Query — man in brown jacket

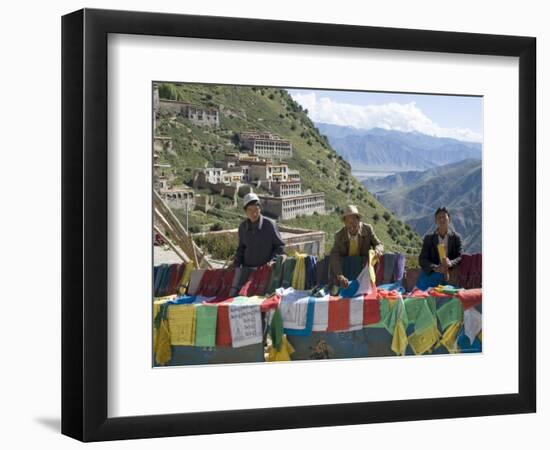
[329,205,384,288]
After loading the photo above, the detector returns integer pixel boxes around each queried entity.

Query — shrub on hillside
[195,234,238,260]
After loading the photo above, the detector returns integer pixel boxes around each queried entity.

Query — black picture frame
[62,8,536,442]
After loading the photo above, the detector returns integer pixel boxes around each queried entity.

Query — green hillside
[155,83,422,257]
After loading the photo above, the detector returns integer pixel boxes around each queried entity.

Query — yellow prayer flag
[437,243,446,260]
[391,321,408,356]
[154,320,172,366]
[438,321,462,353]
[291,253,306,290]
[408,325,441,355]
[179,261,195,294]
[153,296,174,320]
[368,249,378,284]
[266,336,295,362]
[168,304,196,346]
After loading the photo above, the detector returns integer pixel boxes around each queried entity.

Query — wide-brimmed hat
[341,205,361,219]
[243,192,261,209]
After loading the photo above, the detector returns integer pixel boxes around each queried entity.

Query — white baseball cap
[243,192,261,209]
[342,204,361,219]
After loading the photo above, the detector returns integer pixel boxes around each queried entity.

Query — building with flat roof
[196,168,224,184]
[248,161,289,182]
[259,193,326,220]
[272,181,302,197]
[222,171,244,183]
[159,187,195,210]
[158,99,220,127]
[239,131,292,159]
[288,169,301,181]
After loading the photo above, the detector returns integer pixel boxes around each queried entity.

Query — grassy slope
[155,83,422,257]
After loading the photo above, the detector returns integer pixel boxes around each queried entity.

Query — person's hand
[434,264,447,274]
[375,248,383,258]
[337,275,349,288]
[444,257,451,267]
[266,260,275,268]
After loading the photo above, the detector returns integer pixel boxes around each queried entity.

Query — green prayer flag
[404,298,424,325]
[427,296,437,316]
[414,299,437,334]
[377,298,391,331]
[269,309,284,351]
[436,297,464,331]
[194,304,218,347]
[378,298,390,321]
[381,298,408,335]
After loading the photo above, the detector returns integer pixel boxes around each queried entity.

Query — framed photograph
[62,8,536,442]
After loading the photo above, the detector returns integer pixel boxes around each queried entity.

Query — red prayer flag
[327,296,350,332]
[260,294,281,312]
[215,298,234,347]
[215,269,235,301]
[457,288,482,310]
[239,264,273,296]
[363,293,380,325]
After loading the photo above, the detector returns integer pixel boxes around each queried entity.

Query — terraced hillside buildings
[153,152,195,210]
[153,85,324,221]
[193,151,325,220]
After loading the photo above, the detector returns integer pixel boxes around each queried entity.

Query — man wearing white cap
[232,192,285,269]
[329,205,384,288]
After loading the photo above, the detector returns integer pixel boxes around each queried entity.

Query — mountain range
[316,123,482,172]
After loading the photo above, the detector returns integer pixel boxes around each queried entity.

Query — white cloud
[290,92,482,143]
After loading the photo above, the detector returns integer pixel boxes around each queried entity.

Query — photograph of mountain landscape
[152,82,482,366]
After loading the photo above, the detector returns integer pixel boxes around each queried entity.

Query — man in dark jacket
[417,206,463,289]
[232,192,285,268]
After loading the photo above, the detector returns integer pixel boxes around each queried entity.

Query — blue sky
[287,89,483,142]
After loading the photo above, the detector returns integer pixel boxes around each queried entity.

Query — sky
[287,89,483,143]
